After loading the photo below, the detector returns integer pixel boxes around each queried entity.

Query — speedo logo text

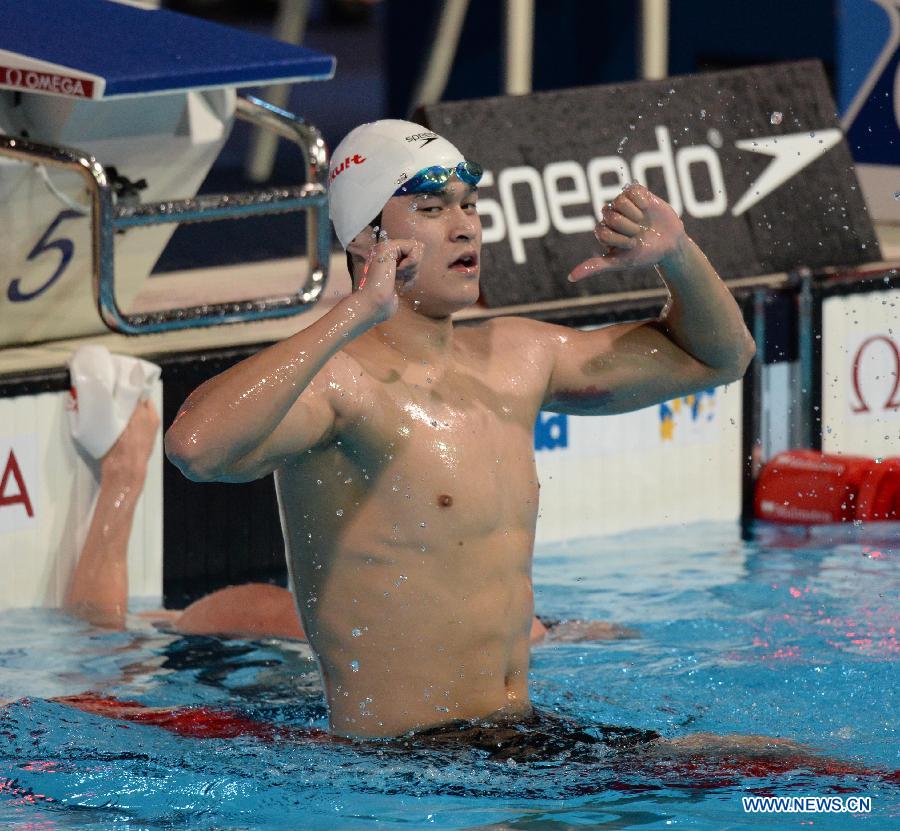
[405,132,439,148]
[476,125,840,263]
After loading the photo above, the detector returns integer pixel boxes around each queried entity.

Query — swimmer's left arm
[534,183,755,414]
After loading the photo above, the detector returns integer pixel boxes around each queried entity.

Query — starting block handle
[0,96,331,335]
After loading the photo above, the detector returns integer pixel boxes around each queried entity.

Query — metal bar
[113,185,325,228]
[741,291,765,535]
[796,268,815,449]
[408,0,471,112]
[504,0,534,95]
[750,286,768,457]
[245,0,312,182]
[640,0,669,80]
[809,279,824,452]
[236,95,330,291]
[0,95,331,335]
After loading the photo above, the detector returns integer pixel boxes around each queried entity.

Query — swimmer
[165,119,756,739]
[64,401,633,645]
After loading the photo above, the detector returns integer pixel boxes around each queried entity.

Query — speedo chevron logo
[732,129,843,215]
[477,125,844,264]
[405,132,439,149]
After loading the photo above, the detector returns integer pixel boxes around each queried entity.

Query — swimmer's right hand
[356,239,423,322]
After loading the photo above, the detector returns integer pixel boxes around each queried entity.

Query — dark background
[156,0,839,273]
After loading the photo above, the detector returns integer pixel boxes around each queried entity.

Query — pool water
[0,522,897,830]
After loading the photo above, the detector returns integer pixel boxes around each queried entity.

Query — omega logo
[850,335,900,414]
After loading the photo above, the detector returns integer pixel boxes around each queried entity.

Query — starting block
[0,0,336,343]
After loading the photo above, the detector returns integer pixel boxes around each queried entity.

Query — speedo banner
[422,61,879,307]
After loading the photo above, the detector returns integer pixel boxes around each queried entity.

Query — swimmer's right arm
[165,239,422,482]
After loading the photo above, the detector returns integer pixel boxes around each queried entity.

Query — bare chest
[279,356,544,550]
[361,363,540,519]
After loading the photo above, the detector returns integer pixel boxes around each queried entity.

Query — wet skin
[279,315,546,736]
[280,185,547,735]
[166,180,755,738]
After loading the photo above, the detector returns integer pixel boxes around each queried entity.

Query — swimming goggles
[393,161,483,195]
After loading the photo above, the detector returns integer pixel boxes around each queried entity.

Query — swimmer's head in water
[328,119,480,249]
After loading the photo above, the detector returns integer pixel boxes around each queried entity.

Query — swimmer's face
[379,177,482,315]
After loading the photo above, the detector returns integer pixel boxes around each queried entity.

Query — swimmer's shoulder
[339,332,402,383]
[303,336,388,417]
[472,315,561,345]
[469,315,564,365]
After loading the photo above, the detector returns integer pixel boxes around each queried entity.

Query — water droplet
[336,509,344,516]
[352,627,362,638]
[770,110,783,125]
[350,660,360,672]
[316,479,323,486]
[419,521,427,528]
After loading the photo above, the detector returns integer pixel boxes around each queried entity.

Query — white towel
[67,345,161,459]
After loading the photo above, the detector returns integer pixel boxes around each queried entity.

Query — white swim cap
[328,119,467,248]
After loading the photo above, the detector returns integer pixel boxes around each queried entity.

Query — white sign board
[822,288,900,456]
[534,382,743,543]
[0,386,163,609]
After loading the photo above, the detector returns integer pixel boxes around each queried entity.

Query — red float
[754,450,875,524]
[856,458,900,522]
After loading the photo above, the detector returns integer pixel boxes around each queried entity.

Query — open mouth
[449,252,479,272]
